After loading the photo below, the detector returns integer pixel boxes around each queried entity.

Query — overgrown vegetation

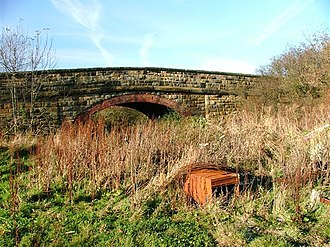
[1,30,330,246]
[92,106,148,130]
[253,29,330,106]
[1,101,330,246]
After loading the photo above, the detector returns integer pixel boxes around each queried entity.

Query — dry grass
[32,118,207,204]
[1,98,329,246]
[30,101,330,213]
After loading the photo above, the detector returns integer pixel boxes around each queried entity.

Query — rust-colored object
[184,169,239,206]
[320,197,330,205]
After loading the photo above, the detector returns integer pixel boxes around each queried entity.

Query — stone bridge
[0,67,261,131]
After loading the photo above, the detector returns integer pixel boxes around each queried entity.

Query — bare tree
[0,21,57,133]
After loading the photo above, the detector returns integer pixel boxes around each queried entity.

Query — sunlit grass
[1,100,330,246]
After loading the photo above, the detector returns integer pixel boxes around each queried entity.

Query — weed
[1,98,330,246]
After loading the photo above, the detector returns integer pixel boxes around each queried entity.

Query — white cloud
[253,0,316,45]
[51,0,100,30]
[200,58,256,74]
[51,0,113,65]
[139,33,155,66]
[90,33,113,66]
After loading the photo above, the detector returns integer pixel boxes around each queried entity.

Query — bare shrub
[255,30,330,105]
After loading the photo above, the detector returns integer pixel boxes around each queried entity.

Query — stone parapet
[0,67,262,132]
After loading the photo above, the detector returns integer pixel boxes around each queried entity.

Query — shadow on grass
[239,172,273,192]
[0,145,37,177]
[74,191,103,203]
[0,146,9,153]
[28,186,66,206]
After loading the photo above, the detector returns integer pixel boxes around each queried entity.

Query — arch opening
[118,102,172,119]
[75,94,190,123]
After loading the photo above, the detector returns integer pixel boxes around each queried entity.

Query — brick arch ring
[74,93,191,122]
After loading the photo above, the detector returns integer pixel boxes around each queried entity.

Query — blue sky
[1,0,329,74]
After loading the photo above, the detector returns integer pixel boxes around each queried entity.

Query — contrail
[254,0,316,45]
[51,0,113,65]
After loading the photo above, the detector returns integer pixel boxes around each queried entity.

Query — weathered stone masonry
[0,67,261,131]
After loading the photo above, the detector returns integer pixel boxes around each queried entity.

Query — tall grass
[2,100,329,246]
[32,118,206,205]
[224,103,330,222]
[31,102,330,212]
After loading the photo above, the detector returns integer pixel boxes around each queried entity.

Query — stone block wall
[0,67,261,132]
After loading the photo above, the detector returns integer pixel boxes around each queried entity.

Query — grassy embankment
[1,98,330,246]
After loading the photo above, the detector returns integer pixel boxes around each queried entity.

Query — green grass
[1,146,329,247]
[1,106,330,246]
[92,106,148,130]
[0,148,216,246]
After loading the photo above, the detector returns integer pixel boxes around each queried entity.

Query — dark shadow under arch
[75,94,191,122]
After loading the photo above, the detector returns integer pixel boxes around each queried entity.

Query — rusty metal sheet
[184,169,239,206]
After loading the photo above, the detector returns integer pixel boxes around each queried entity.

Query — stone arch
[75,94,191,122]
